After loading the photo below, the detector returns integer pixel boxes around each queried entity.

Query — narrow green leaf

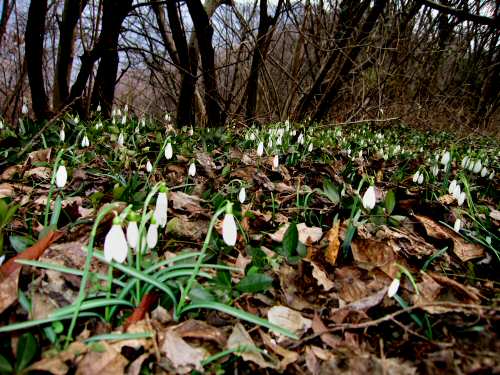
[385,190,396,215]
[0,354,13,373]
[281,223,298,258]
[15,333,38,372]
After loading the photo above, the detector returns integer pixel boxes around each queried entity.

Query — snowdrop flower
[154,185,168,228]
[387,278,400,298]
[480,166,488,177]
[440,151,450,166]
[95,121,102,130]
[140,117,146,127]
[117,132,124,146]
[467,159,474,171]
[188,162,196,177]
[297,133,304,145]
[81,135,89,148]
[0,254,5,266]
[291,129,297,136]
[417,173,424,184]
[0,120,4,130]
[453,218,461,233]
[249,132,256,141]
[117,108,122,117]
[124,104,129,113]
[74,116,79,124]
[59,128,65,142]
[452,184,461,200]
[222,204,237,246]
[472,159,482,174]
[276,136,282,146]
[126,215,139,250]
[448,180,457,195]
[273,155,279,170]
[164,112,171,122]
[457,191,466,206]
[461,156,469,169]
[121,114,126,125]
[165,142,173,160]
[146,160,153,173]
[21,103,28,115]
[112,108,116,117]
[56,165,67,188]
[257,141,264,157]
[238,187,246,203]
[104,218,128,263]
[431,165,439,177]
[267,138,273,149]
[96,104,101,112]
[147,218,158,249]
[412,171,420,183]
[188,127,194,136]
[489,171,494,180]
[362,186,376,210]
[308,143,313,152]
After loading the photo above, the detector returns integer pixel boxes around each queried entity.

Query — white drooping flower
[126,220,139,250]
[164,112,171,122]
[0,120,4,130]
[56,165,67,188]
[412,171,420,183]
[448,180,457,195]
[276,135,282,146]
[273,155,279,170]
[472,159,482,174]
[188,162,196,177]
[0,254,5,266]
[22,103,28,115]
[154,187,168,228]
[308,143,313,152]
[362,186,376,210]
[431,165,439,176]
[417,173,424,184]
[268,138,273,149]
[297,133,304,145]
[440,151,450,166]
[121,114,127,125]
[124,104,129,113]
[147,220,158,249]
[146,160,153,173]
[165,142,173,160]
[96,104,101,112]
[104,220,128,263]
[74,116,79,125]
[188,127,194,136]
[387,278,400,298]
[117,132,124,146]
[222,210,237,246]
[452,184,461,200]
[95,121,102,130]
[257,141,264,156]
[461,156,469,168]
[81,135,89,148]
[238,187,246,204]
[480,166,488,177]
[489,171,495,180]
[59,128,65,142]
[249,132,256,141]
[457,191,466,206]
[453,218,461,233]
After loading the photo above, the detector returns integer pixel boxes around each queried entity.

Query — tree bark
[0,0,14,49]
[89,0,133,117]
[53,0,88,110]
[25,0,51,119]
[244,0,283,123]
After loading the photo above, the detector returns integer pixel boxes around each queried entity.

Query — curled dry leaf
[227,323,278,369]
[351,238,398,274]
[267,305,312,337]
[259,330,299,370]
[173,319,227,347]
[162,328,206,373]
[269,223,322,244]
[414,215,484,262]
[169,191,205,214]
[325,221,340,265]
[309,261,334,291]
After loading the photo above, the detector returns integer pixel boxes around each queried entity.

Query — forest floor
[0,117,498,374]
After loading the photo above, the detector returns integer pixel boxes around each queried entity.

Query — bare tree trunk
[25,0,51,120]
[311,0,388,122]
[0,0,15,49]
[185,0,228,127]
[53,0,88,111]
[244,0,283,123]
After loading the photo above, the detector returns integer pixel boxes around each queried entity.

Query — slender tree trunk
[53,0,88,110]
[0,0,15,49]
[185,0,227,127]
[25,0,51,119]
[244,0,283,123]
[311,0,388,122]
[89,0,133,117]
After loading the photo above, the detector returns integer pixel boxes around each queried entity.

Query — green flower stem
[146,136,171,188]
[105,263,114,322]
[176,203,228,320]
[43,148,65,227]
[64,202,122,348]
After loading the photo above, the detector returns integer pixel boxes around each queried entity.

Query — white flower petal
[362,186,376,210]
[56,165,67,188]
[165,142,173,159]
[126,221,139,250]
[453,218,461,232]
[188,162,196,177]
[147,224,158,249]
[222,213,237,246]
[154,192,168,227]
[238,188,246,204]
[104,224,128,263]
[387,278,400,298]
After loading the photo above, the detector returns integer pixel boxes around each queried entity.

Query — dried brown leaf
[76,341,128,375]
[162,328,206,373]
[227,323,277,369]
[267,305,312,337]
[325,221,340,265]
